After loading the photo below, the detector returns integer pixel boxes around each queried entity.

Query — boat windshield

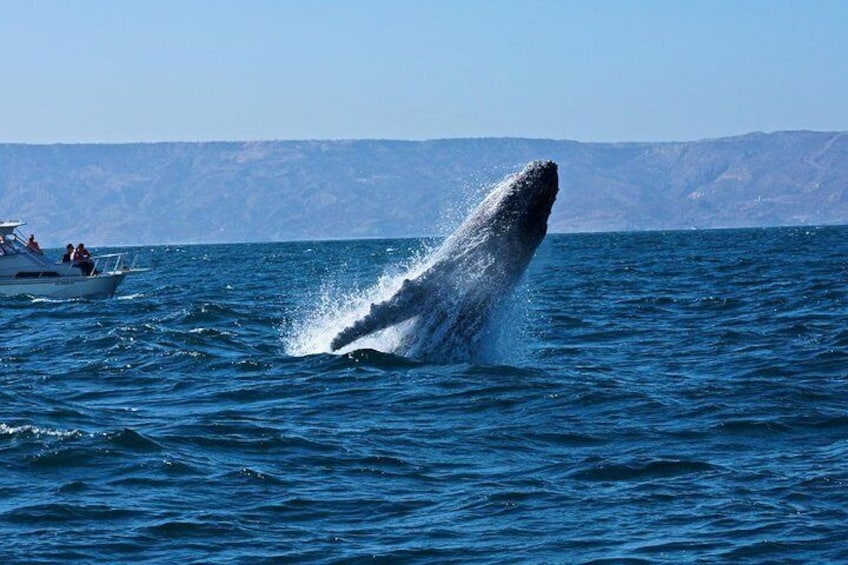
[0,231,31,256]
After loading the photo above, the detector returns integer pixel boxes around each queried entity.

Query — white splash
[283,249,433,357]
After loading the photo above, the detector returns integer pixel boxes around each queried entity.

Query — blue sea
[2,226,847,563]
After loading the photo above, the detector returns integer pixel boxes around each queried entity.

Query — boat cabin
[0,221,60,278]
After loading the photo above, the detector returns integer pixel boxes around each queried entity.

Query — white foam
[0,423,81,439]
[283,251,432,357]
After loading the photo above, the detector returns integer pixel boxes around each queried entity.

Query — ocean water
[1,226,847,563]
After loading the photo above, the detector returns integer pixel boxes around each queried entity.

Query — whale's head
[498,159,559,248]
[445,160,559,263]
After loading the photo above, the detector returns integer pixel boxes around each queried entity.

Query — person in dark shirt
[62,243,74,263]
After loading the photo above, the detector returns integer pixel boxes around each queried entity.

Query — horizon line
[0,129,844,148]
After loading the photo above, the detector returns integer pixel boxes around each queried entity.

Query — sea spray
[283,244,433,357]
[283,239,531,364]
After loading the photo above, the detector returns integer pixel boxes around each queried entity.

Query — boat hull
[0,272,127,299]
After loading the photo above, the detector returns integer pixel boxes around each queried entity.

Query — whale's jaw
[330,160,558,359]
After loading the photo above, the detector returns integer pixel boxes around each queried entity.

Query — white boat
[0,220,148,299]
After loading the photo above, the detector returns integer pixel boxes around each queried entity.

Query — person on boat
[62,244,74,263]
[72,243,95,276]
[27,234,43,254]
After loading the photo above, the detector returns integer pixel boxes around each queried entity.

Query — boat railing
[90,252,144,276]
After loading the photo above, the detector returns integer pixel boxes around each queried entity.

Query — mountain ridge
[2,130,846,247]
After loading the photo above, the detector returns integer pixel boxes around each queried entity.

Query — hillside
[2,131,847,246]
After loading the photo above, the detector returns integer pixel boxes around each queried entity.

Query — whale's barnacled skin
[330,160,559,360]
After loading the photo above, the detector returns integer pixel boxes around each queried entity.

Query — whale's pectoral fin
[330,278,427,351]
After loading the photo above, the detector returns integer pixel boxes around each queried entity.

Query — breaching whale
[330,160,559,360]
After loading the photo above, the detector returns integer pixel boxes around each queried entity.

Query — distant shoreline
[5,132,847,247]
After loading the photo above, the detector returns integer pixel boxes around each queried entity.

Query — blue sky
[1,0,846,143]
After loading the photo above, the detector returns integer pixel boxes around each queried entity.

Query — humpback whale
[330,160,559,361]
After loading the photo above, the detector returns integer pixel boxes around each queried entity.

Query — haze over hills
[1,131,847,247]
